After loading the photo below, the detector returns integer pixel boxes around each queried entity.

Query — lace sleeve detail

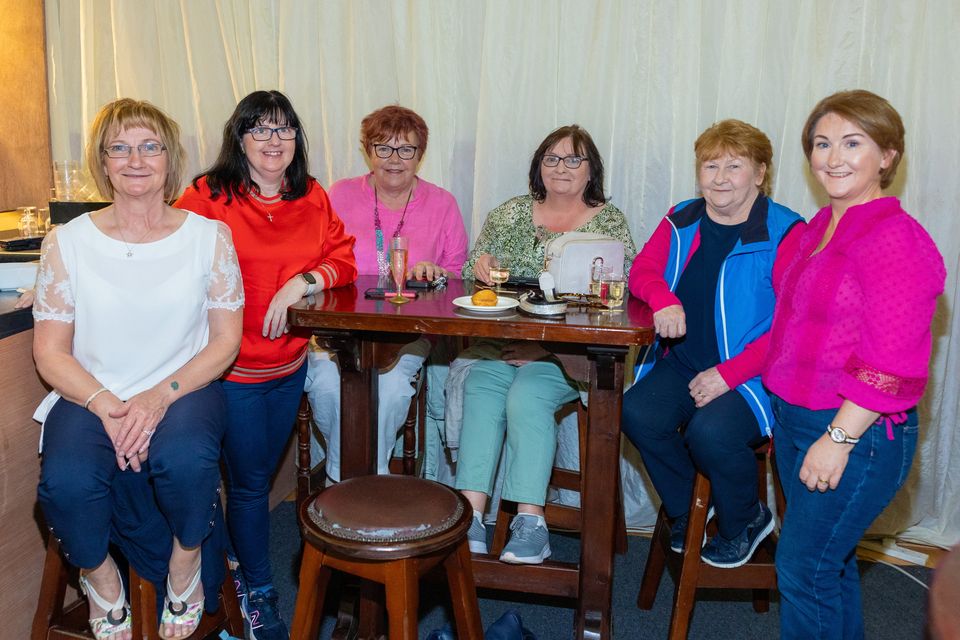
[843,353,927,399]
[206,222,244,311]
[33,230,75,323]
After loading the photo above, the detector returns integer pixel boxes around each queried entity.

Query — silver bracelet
[83,387,109,410]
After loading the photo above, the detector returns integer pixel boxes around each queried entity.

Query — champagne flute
[488,256,510,294]
[389,236,410,304]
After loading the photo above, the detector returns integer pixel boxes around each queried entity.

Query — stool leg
[291,545,331,640]
[31,539,70,640]
[637,506,669,609]
[444,540,484,639]
[384,559,420,640]
[668,473,711,640]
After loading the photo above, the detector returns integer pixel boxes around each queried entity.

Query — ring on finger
[142,428,155,436]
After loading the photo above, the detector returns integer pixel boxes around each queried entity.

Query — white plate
[0,262,38,291]
[452,295,520,313]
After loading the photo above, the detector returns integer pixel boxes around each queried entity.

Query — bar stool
[636,441,785,640]
[290,475,483,640]
[491,401,629,555]
[32,538,243,640]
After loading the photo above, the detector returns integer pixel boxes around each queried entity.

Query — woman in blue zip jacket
[622,120,804,568]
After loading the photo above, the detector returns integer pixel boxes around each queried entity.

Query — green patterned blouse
[461,195,637,280]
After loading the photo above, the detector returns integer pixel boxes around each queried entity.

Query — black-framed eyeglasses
[247,126,298,141]
[102,142,167,158]
[372,144,419,160]
[542,154,587,169]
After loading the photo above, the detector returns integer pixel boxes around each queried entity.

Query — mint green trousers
[454,358,580,506]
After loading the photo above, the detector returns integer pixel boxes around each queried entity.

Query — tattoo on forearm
[170,381,179,391]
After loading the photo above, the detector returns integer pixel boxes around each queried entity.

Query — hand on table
[654,304,686,339]
[688,367,730,408]
[473,254,495,285]
[410,261,446,282]
[263,276,310,340]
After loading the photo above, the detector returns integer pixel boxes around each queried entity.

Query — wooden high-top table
[289,275,654,640]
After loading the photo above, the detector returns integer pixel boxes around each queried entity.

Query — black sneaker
[229,565,249,628]
[245,588,289,640]
[701,503,774,569]
[668,506,715,553]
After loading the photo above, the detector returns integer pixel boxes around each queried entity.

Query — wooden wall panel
[0,329,51,639]
[0,0,52,210]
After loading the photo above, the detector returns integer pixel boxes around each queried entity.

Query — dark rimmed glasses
[102,142,166,158]
[247,126,298,141]
[542,154,587,169]
[373,144,419,160]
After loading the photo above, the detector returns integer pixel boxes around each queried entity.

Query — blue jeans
[770,394,918,640]
[222,362,307,588]
[622,359,765,538]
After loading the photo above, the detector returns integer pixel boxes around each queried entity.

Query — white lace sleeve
[206,221,244,311]
[33,229,75,323]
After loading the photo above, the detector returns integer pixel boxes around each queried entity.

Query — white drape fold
[45,0,960,546]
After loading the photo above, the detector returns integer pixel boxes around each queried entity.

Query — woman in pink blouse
[304,105,467,483]
[763,90,945,639]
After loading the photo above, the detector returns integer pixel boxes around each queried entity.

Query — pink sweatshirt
[328,174,468,277]
[763,197,945,413]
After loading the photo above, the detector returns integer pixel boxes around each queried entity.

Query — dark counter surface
[0,291,33,339]
[0,248,41,262]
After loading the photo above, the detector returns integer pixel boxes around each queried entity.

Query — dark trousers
[38,383,227,603]
[621,359,765,538]
[221,361,307,589]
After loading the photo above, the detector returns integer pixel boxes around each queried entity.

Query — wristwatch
[299,272,317,295]
[827,424,861,445]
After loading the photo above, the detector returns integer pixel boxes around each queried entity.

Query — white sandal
[78,568,131,640]
[160,562,204,637]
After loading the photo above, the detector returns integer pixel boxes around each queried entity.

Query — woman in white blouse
[32,99,243,640]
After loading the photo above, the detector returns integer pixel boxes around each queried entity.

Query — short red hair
[360,105,429,156]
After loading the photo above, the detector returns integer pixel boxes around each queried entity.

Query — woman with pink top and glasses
[763,90,945,639]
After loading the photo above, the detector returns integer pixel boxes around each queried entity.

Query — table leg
[576,348,625,640]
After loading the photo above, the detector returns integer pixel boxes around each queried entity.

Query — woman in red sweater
[175,90,356,640]
[763,90,945,639]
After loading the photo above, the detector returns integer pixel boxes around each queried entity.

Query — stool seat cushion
[305,476,464,543]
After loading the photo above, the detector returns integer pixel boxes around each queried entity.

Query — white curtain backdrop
[45,0,960,547]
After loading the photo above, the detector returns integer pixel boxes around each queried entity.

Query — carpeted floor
[268,501,931,639]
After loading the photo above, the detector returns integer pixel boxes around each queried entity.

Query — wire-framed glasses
[373,144,419,160]
[542,154,587,169]
[247,126,298,141]
[102,142,167,158]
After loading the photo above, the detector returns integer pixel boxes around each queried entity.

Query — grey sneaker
[701,503,774,569]
[500,514,551,564]
[467,511,488,554]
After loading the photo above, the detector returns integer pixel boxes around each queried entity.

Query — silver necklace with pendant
[115,214,153,258]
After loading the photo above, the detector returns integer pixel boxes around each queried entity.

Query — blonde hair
[694,119,773,195]
[86,98,186,201]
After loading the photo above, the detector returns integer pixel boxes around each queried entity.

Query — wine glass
[602,271,626,310]
[488,256,510,294]
[389,236,410,304]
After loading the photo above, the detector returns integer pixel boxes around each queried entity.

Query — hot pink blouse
[763,197,945,413]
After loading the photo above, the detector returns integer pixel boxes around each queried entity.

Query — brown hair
[528,125,606,207]
[801,90,904,189]
[360,105,429,157]
[86,98,185,201]
[694,119,773,195]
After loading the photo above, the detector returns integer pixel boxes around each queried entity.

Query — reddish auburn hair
[360,105,429,156]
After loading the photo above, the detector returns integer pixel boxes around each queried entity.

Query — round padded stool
[290,475,483,640]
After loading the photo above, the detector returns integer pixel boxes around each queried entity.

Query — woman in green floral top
[456,125,636,565]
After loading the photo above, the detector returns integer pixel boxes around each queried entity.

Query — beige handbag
[543,232,624,296]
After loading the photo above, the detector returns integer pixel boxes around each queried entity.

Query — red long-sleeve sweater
[176,177,357,383]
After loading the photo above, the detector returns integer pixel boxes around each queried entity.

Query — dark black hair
[193,90,311,203]
[528,124,606,207]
